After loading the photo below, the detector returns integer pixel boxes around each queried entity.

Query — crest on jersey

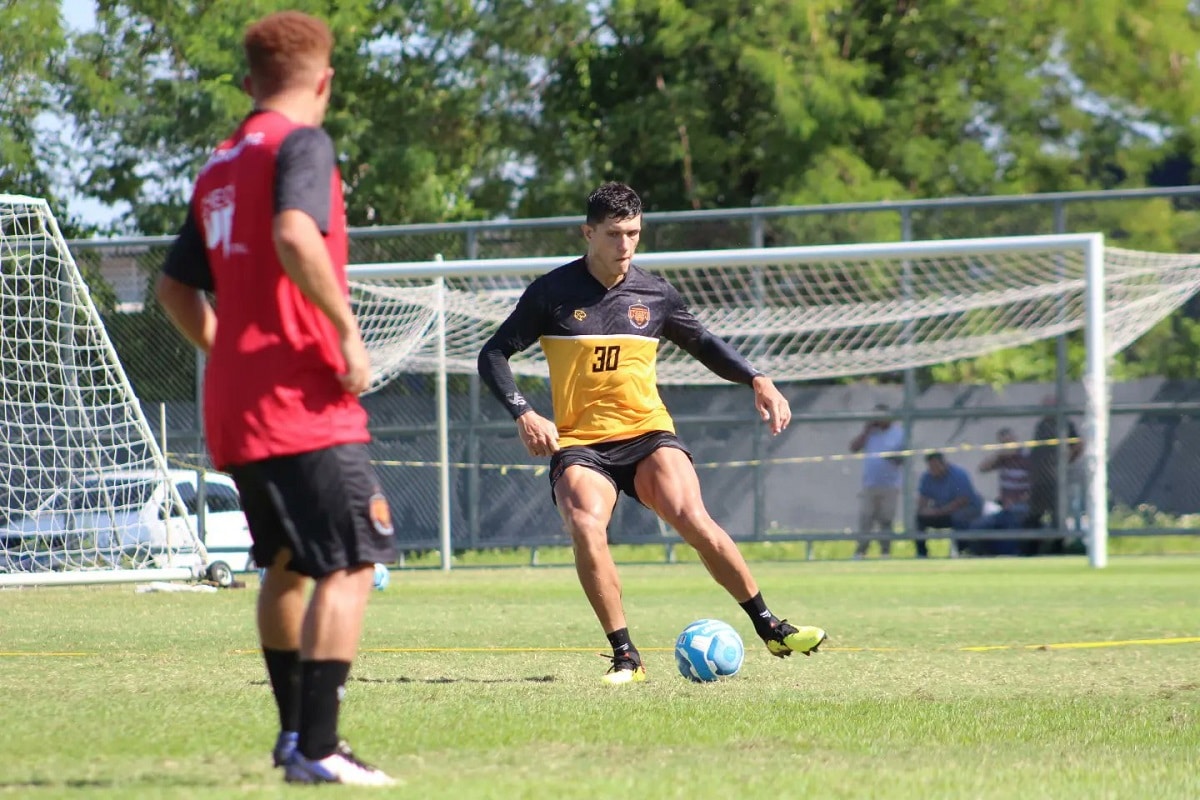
[573,309,587,321]
[368,492,394,536]
[628,303,651,329]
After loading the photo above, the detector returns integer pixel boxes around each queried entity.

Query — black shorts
[227,443,397,579]
[548,431,691,506]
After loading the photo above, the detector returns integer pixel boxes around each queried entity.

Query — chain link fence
[65,187,1200,558]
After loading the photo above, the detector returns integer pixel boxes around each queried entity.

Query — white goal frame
[0,194,208,587]
[349,233,1111,570]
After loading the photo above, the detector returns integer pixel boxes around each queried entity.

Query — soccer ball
[373,562,390,591]
[675,619,744,682]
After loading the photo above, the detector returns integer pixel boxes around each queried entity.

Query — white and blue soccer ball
[675,618,744,682]
[372,562,390,591]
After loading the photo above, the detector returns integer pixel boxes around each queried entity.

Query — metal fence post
[467,373,481,549]
[900,208,918,551]
[751,217,766,539]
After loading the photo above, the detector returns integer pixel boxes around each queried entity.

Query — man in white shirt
[849,404,906,558]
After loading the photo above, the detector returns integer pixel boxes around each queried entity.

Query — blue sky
[61,0,94,28]
[54,0,128,231]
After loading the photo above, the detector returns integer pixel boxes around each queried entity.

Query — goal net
[0,195,205,586]
[347,234,1200,570]
[350,239,1200,388]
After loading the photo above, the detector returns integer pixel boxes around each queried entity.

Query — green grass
[1,557,1198,798]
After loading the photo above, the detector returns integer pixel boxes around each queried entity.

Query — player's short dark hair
[586,182,642,226]
[244,11,333,93]
[925,451,945,464]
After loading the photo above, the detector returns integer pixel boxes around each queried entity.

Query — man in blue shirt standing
[915,452,982,558]
[849,404,906,559]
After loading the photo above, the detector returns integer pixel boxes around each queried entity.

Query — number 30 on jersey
[591,345,621,372]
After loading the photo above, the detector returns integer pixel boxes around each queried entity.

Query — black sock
[606,627,639,662]
[262,648,300,733]
[298,660,351,760]
[739,593,779,639]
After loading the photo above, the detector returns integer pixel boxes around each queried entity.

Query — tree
[58,1,593,233]
[39,0,1200,381]
[0,0,98,234]
[522,1,1200,215]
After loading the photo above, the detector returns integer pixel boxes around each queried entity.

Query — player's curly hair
[586,182,642,225]
[243,11,333,93]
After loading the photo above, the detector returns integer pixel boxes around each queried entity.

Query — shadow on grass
[354,675,558,685]
[252,675,558,687]
[0,780,115,789]
[0,776,229,789]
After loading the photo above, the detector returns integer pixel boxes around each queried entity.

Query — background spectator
[1025,394,1084,555]
[849,404,905,559]
[916,452,983,558]
[969,427,1031,556]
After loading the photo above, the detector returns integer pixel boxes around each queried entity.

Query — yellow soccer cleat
[600,653,647,685]
[764,620,827,658]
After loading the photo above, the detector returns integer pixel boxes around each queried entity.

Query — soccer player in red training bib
[155,11,394,786]
[478,182,827,685]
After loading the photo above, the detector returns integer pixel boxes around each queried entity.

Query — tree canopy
[8,0,1191,231]
[8,0,1200,380]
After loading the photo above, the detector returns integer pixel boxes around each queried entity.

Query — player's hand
[752,375,791,435]
[338,330,371,395]
[516,410,560,457]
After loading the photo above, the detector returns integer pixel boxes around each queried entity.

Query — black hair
[925,451,945,463]
[586,182,642,226]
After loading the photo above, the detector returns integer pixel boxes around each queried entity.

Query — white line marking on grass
[216,636,1200,657]
[960,636,1200,652]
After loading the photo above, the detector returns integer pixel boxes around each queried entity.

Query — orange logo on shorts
[369,492,394,536]
[573,309,587,321]
[628,304,650,329]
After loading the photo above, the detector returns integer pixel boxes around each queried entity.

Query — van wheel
[206,561,234,588]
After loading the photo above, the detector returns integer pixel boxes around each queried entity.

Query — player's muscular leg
[554,467,624,633]
[302,563,376,661]
[635,447,759,602]
[259,547,308,650]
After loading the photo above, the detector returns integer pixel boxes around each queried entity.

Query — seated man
[969,428,1031,556]
[915,452,983,558]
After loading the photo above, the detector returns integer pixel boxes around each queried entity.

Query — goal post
[348,232,1200,570]
[0,194,207,586]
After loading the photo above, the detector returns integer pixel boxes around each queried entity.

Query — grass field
[1,556,1197,798]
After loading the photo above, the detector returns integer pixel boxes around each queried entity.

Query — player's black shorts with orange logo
[548,430,692,506]
[228,442,396,578]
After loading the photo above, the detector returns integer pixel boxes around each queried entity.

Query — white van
[0,469,254,582]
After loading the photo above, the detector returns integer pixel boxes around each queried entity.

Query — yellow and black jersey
[478,258,761,448]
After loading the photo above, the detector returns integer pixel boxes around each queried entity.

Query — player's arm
[272,127,368,395]
[478,283,560,456]
[156,207,216,354]
[663,291,791,434]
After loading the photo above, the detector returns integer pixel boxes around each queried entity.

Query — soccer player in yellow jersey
[478,182,827,684]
